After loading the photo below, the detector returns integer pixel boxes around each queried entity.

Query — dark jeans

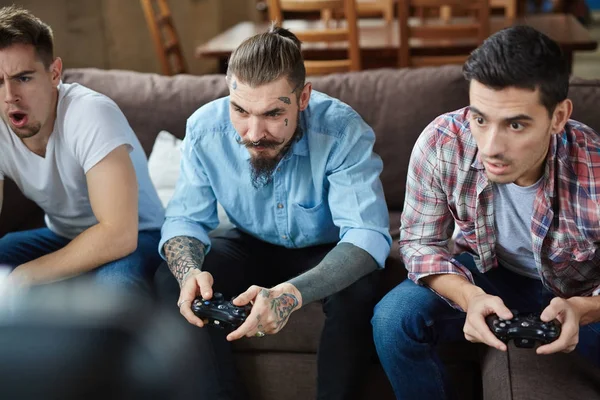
[154,228,381,400]
[371,253,600,400]
[0,227,162,296]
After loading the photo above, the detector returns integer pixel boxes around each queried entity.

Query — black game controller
[486,312,561,348]
[191,292,252,330]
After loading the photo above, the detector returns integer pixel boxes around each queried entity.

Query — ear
[49,57,62,85]
[551,98,573,134]
[298,82,312,112]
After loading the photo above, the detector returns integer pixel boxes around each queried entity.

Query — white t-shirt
[0,82,165,239]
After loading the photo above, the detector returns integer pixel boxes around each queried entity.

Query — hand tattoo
[279,96,291,105]
[256,314,264,332]
[163,236,206,287]
[270,293,299,330]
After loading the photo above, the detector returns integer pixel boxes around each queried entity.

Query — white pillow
[147,130,234,236]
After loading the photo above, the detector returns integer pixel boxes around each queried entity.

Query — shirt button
[281,235,287,239]
[277,203,284,209]
[277,167,281,172]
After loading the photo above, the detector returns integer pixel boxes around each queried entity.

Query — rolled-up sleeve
[327,117,391,267]
[158,120,219,259]
[400,121,472,285]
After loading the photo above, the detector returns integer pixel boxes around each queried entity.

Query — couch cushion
[309,66,470,210]
[481,343,600,400]
[62,69,229,155]
[233,303,324,353]
[569,77,600,133]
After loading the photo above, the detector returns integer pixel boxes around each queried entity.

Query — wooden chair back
[356,0,394,22]
[490,0,517,18]
[398,0,490,68]
[140,0,188,75]
[268,0,361,75]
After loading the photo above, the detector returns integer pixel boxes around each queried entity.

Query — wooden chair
[490,0,517,18]
[268,0,361,75]
[397,0,490,68]
[356,0,395,22]
[140,0,187,75]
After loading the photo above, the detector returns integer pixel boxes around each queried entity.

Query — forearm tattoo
[261,289,299,330]
[163,236,206,286]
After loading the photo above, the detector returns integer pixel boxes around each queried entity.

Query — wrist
[460,284,486,312]
[567,296,600,326]
[180,267,202,286]
[275,282,303,309]
[8,267,32,288]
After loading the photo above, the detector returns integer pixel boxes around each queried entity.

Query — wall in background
[0,0,258,75]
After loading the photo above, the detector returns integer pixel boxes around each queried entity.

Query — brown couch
[2,66,600,399]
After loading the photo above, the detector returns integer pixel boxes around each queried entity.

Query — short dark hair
[0,5,54,68]
[463,25,569,116]
[227,23,305,96]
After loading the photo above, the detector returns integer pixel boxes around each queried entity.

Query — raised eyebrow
[263,107,285,116]
[505,114,534,123]
[468,106,487,119]
[9,70,36,79]
[230,101,246,112]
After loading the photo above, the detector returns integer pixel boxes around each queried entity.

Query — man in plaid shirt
[372,26,600,399]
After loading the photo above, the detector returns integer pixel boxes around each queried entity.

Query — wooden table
[196,14,597,73]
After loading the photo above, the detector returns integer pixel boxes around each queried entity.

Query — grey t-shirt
[493,179,543,279]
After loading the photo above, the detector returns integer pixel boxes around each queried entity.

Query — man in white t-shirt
[0,6,165,294]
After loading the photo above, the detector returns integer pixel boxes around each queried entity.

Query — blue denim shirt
[159,90,391,267]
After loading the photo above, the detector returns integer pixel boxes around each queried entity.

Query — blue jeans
[372,253,600,400]
[0,227,162,295]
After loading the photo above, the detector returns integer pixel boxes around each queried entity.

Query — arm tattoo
[279,96,291,105]
[270,293,299,330]
[232,80,237,90]
[163,236,206,286]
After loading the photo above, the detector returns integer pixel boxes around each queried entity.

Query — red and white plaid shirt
[400,107,600,298]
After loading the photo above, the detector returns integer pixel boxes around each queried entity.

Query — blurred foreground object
[0,280,201,400]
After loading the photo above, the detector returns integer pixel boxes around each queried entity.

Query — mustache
[484,157,510,164]
[236,137,285,149]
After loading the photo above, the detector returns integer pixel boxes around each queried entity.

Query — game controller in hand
[191,292,252,330]
[486,312,561,348]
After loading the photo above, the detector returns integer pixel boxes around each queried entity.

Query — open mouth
[8,111,28,128]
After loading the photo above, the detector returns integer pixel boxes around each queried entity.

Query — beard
[238,118,303,189]
[12,124,41,139]
[4,115,41,139]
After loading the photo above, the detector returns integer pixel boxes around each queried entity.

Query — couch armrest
[481,342,600,400]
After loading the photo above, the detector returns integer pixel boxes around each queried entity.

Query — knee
[371,281,434,345]
[92,253,154,290]
[0,233,28,267]
[323,272,380,318]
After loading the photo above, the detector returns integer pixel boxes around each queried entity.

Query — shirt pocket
[292,201,334,240]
